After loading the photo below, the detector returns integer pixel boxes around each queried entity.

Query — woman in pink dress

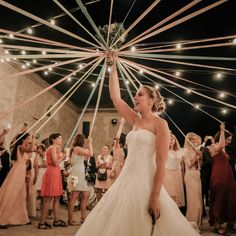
[109,118,125,183]
[0,133,35,228]
[38,133,66,229]
[95,145,113,202]
[163,133,185,207]
[182,132,202,229]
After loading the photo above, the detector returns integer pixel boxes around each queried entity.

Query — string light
[13,58,17,60]
[27,28,33,34]
[216,72,222,79]
[176,43,182,50]
[155,84,160,90]
[67,77,72,82]
[139,69,144,74]
[44,71,48,75]
[50,19,55,25]
[26,62,30,67]
[9,34,14,39]
[175,71,181,77]
[33,59,37,63]
[219,92,226,99]
[78,63,83,69]
[42,51,46,55]
[233,38,236,44]
[131,46,136,52]
[48,67,52,71]
[6,58,10,62]
[92,83,95,87]
[168,99,174,105]
[73,72,76,76]
[21,50,26,55]
[4,50,9,54]
[195,104,200,109]
[21,64,26,69]
[221,109,228,115]
[186,89,192,94]
[125,80,130,84]
[0,59,5,63]
[0,39,3,44]
[107,67,112,73]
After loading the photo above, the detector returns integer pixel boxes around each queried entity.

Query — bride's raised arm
[108,56,137,127]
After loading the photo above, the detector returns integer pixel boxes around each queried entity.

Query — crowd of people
[0,54,235,235]
[0,119,127,230]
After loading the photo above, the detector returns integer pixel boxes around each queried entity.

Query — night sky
[0,0,236,144]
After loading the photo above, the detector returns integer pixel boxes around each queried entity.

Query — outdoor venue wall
[0,61,131,155]
[0,61,78,148]
[75,110,131,156]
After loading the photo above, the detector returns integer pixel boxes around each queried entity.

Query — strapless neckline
[130,129,156,138]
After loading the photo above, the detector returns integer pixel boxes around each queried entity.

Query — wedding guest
[182,132,202,228]
[0,133,35,228]
[35,144,47,210]
[208,123,236,235]
[67,134,93,225]
[38,133,66,229]
[0,127,10,187]
[200,135,213,216]
[109,118,125,183]
[95,145,113,202]
[163,133,185,207]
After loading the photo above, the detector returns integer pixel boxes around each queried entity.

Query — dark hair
[214,130,232,143]
[11,133,30,161]
[73,133,85,147]
[37,143,46,152]
[142,85,165,114]
[26,159,32,171]
[41,138,50,148]
[49,133,62,145]
[119,133,126,147]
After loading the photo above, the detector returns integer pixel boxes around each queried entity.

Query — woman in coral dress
[38,133,66,229]
[0,133,35,228]
[208,123,236,235]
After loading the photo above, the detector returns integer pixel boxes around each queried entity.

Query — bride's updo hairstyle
[142,85,166,114]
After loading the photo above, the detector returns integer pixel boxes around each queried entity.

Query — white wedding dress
[75,129,200,236]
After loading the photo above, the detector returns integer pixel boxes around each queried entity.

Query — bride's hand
[149,195,160,220]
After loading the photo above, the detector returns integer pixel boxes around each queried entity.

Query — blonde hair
[142,85,165,114]
[184,132,198,149]
[170,134,181,151]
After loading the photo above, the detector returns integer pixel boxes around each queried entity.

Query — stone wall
[0,61,131,154]
[76,109,131,155]
[0,61,79,148]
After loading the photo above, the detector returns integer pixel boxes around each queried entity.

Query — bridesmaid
[109,118,125,183]
[208,123,236,235]
[0,133,35,228]
[38,133,66,229]
[163,133,185,207]
[182,132,202,228]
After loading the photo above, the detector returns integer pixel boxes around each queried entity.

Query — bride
[75,55,200,236]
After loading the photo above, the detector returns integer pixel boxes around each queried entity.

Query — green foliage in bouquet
[97,22,127,49]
